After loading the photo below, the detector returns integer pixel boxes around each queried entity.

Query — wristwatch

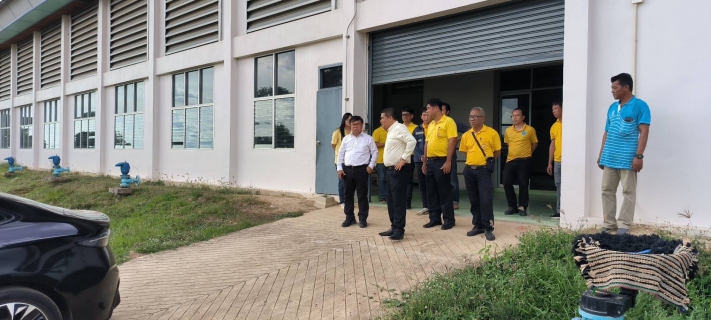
[635,154,644,159]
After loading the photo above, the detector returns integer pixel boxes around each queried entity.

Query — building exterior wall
[0,0,709,230]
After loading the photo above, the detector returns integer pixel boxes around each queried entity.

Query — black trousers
[503,158,532,209]
[426,158,456,226]
[415,162,428,208]
[405,156,414,208]
[464,167,495,231]
[386,164,412,232]
[344,165,369,220]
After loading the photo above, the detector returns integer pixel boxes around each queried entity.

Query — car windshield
[0,192,110,225]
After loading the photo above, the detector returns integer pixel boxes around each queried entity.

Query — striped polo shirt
[600,96,651,170]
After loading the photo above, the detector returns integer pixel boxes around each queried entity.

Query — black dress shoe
[485,230,496,241]
[441,223,455,230]
[467,227,485,237]
[389,232,404,240]
[423,221,442,228]
[379,229,394,236]
[518,206,528,216]
[359,220,368,228]
[504,207,517,215]
[342,218,356,227]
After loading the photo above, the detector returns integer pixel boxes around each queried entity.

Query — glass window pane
[173,73,185,107]
[171,109,185,148]
[89,92,96,117]
[74,120,81,148]
[275,98,295,148]
[320,66,342,89]
[88,118,96,148]
[44,123,49,149]
[134,113,144,149]
[127,83,135,113]
[185,107,199,148]
[500,68,531,92]
[255,56,273,98]
[75,96,81,119]
[254,100,273,148]
[116,86,125,114]
[532,65,563,89]
[136,82,144,112]
[115,116,124,149]
[276,51,295,95]
[201,68,214,104]
[124,115,134,149]
[187,70,199,106]
[199,106,213,149]
[83,94,90,118]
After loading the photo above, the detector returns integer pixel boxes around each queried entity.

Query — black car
[0,193,120,320]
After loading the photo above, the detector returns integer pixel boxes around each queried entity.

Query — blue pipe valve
[115,162,140,188]
[48,155,70,177]
[4,157,23,173]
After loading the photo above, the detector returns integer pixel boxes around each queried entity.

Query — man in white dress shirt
[377,108,417,240]
[337,116,378,228]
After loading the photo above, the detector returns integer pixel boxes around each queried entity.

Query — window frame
[253,50,296,149]
[18,105,32,149]
[43,100,60,150]
[114,81,145,149]
[318,63,342,89]
[171,67,214,150]
[0,109,10,149]
[73,91,97,149]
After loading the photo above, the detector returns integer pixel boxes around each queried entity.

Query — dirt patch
[240,194,318,217]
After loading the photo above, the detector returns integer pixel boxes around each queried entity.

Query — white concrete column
[9,43,17,158]
[60,15,70,165]
[224,0,240,185]
[560,0,600,229]
[146,0,161,179]
[342,0,369,121]
[96,0,108,173]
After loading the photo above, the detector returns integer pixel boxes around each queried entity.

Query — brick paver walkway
[112,205,535,319]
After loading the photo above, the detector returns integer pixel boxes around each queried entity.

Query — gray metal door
[315,87,343,194]
[370,0,564,85]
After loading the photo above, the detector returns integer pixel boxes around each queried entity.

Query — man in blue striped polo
[597,73,651,235]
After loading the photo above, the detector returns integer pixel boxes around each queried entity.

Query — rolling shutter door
[110,0,148,69]
[16,38,33,96]
[41,23,62,89]
[371,0,564,85]
[71,3,98,80]
[165,0,220,55]
[0,50,10,100]
[246,0,333,33]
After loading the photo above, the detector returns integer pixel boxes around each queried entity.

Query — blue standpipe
[4,157,23,173]
[48,155,70,177]
[115,162,140,188]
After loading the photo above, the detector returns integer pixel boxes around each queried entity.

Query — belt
[343,164,368,168]
[466,165,488,170]
[510,157,532,162]
[428,157,447,161]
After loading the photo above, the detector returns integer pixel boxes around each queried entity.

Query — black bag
[472,132,494,174]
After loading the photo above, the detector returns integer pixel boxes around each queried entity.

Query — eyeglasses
[469,115,483,119]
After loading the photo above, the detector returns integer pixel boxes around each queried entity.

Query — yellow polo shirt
[550,119,562,162]
[331,128,350,164]
[372,126,388,164]
[426,115,458,157]
[406,122,417,134]
[504,124,538,162]
[460,125,501,166]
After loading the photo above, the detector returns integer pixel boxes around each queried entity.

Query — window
[74,92,96,149]
[172,67,214,149]
[19,105,32,149]
[254,51,295,149]
[319,65,342,89]
[44,100,60,149]
[0,109,9,149]
[115,82,145,149]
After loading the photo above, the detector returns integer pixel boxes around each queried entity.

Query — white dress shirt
[337,132,378,171]
[383,122,417,167]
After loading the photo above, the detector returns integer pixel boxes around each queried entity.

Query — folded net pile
[572,233,699,311]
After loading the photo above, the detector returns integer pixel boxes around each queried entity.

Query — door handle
[316,140,321,145]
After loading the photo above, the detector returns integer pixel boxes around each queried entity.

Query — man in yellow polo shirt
[503,108,538,216]
[460,107,500,241]
[373,125,388,203]
[547,101,562,219]
[401,106,418,210]
[422,98,458,230]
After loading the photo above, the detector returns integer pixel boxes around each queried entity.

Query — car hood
[0,192,110,227]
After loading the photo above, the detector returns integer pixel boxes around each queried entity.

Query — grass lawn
[385,228,711,320]
[0,164,304,264]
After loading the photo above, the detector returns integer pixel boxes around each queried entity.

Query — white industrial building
[0,0,709,231]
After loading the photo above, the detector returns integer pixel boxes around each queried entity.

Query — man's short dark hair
[402,106,414,114]
[350,116,364,125]
[442,102,451,113]
[426,98,443,110]
[381,108,396,119]
[552,101,562,109]
[512,108,526,117]
[611,73,634,92]
[421,106,428,114]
